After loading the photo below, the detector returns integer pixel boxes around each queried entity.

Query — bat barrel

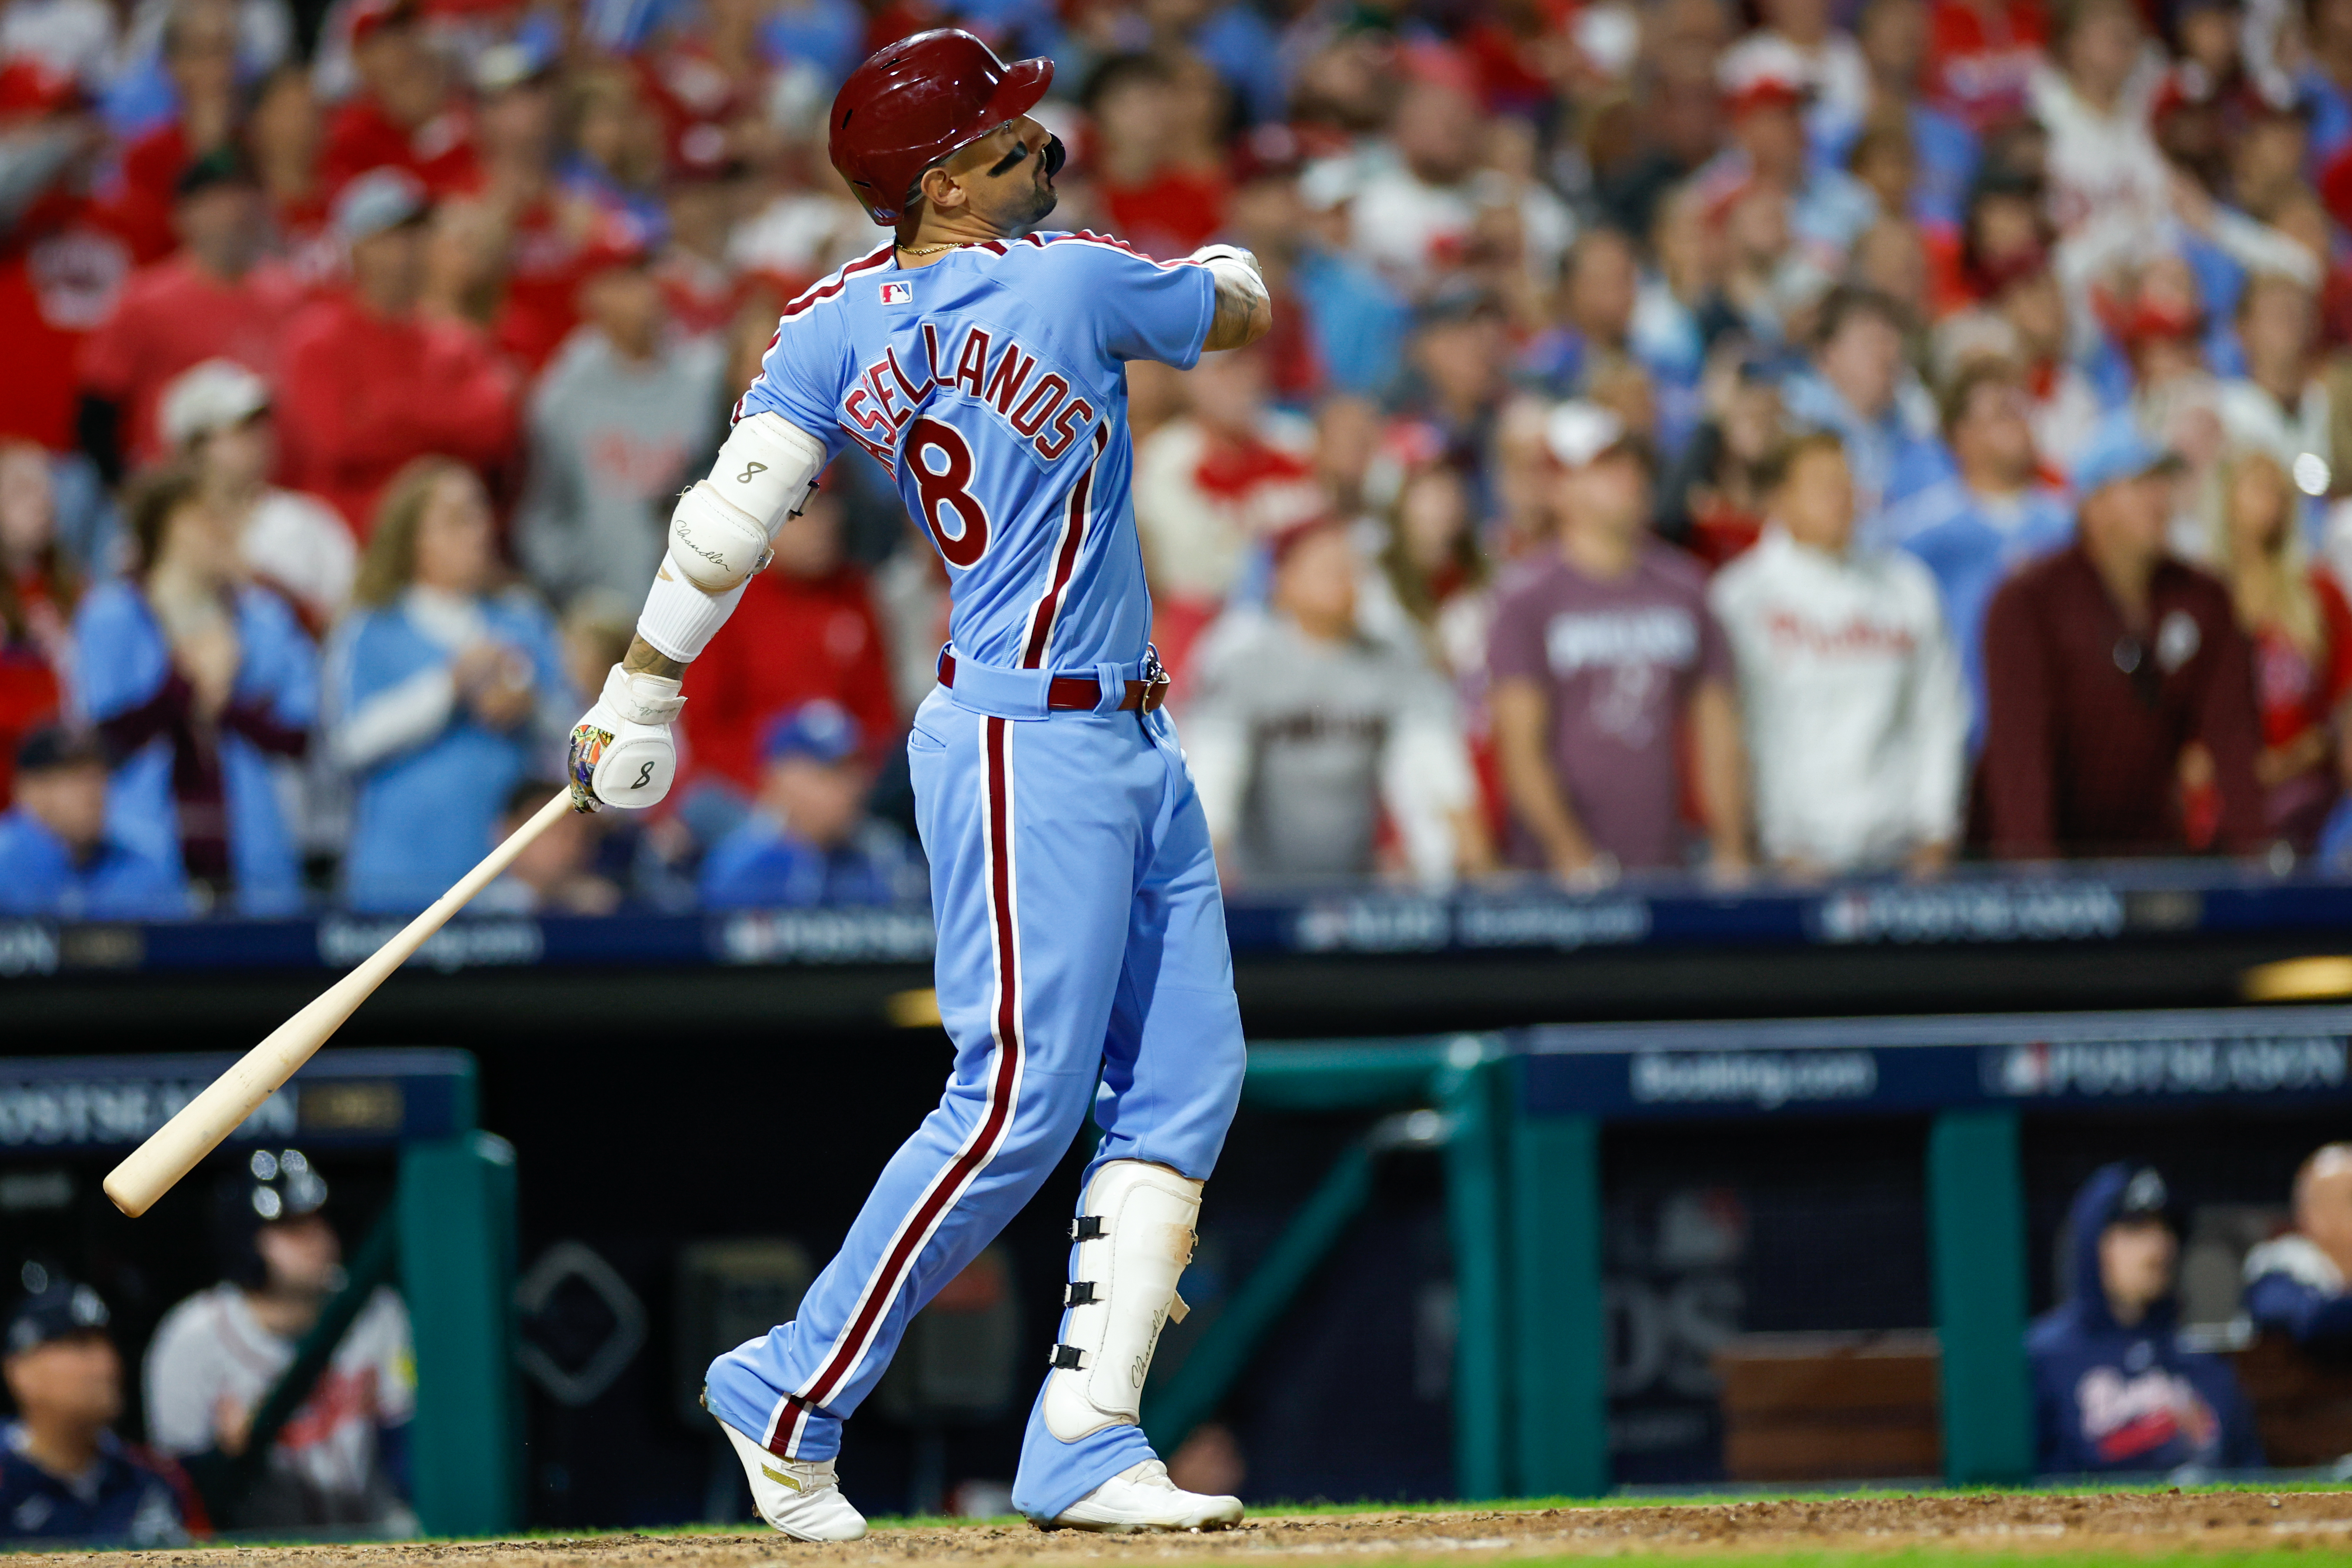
[101,790,576,1217]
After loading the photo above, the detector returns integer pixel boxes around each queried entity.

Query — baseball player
[564,28,1269,1540]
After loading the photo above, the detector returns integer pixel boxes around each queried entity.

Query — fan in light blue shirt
[1876,363,2075,753]
[699,701,926,909]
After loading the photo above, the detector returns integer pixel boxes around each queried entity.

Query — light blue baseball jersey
[736,233,1217,673]
[705,230,1247,1524]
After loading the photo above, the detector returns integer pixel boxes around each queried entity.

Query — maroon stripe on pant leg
[769,717,1026,1453]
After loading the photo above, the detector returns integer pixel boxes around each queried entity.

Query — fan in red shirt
[248,66,336,274]
[0,442,74,808]
[274,169,518,534]
[461,42,594,374]
[638,0,815,168]
[79,151,305,476]
[2208,449,2352,848]
[681,486,900,795]
[1461,0,1583,116]
[655,131,748,338]
[1217,125,1327,403]
[108,0,247,263]
[0,60,134,455]
[1081,52,1228,258]
[1926,0,2046,130]
[319,0,480,201]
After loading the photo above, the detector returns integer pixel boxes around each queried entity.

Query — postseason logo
[1986,1034,2350,1098]
[879,281,914,305]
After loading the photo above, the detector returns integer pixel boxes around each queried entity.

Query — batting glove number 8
[568,665,686,811]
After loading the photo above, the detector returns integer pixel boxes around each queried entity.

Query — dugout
[1162,1008,2352,1499]
[0,1049,521,1536]
[13,871,2352,1515]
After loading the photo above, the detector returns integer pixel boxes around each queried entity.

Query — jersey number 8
[908,417,991,568]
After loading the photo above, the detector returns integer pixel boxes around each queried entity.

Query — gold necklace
[898,239,978,258]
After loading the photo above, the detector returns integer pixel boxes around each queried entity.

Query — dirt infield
[22,1489,2352,1566]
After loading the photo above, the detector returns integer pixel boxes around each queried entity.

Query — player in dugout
[1,1277,194,1546]
[142,1151,415,1531]
[562,27,1270,1540]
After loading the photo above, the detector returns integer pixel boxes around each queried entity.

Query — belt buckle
[1138,645,1171,713]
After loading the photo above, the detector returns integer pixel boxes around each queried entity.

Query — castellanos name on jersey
[736,233,1216,674]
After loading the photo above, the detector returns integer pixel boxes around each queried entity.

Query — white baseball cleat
[1045,1458,1243,1533]
[717,1417,867,1541]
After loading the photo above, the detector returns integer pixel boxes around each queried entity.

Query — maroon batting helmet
[827,29,1055,226]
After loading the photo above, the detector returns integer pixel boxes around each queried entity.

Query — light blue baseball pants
[703,681,1246,1521]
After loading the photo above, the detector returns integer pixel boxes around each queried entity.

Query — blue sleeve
[0,818,65,913]
[2026,1328,2084,1475]
[2216,1369,2266,1468]
[2246,1270,2352,1345]
[237,590,319,729]
[1048,240,1217,368]
[736,305,853,462]
[72,583,166,723]
[700,828,818,908]
[334,612,439,711]
[377,1417,412,1501]
[90,843,193,920]
[1295,252,1409,398]
[496,594,579,711]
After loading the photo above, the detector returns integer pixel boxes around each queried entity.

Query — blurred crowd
[13,0,2352,915]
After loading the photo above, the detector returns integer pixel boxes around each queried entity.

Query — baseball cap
[349,0,419,48]
[0,56,81,119]
[15,723,105,776]
[5,1281,110,1357]
[1229,123,1305,187]
[671,121,741,182]
[332,167,428,244]
[575,218,654,278]
[762,701,863,766]
[2071,414,2183,496]
[2114,1166,2173,1221]
[473,38,551,96]
[159,359,270,448]
[1718,38,1811,117]
[1545,401,1633,469]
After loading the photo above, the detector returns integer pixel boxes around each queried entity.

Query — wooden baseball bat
[103,789,577,1218]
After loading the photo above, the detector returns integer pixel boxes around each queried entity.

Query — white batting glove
[568,666,684,812]
[1188,242,1262,279]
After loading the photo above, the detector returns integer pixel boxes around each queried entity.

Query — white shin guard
[1042,1160,1200,1443]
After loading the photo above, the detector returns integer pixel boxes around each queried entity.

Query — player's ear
[919,165,967,215]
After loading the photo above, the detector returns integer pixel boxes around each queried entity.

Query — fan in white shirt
[1709,431,1969,875]
[161,360,357,630]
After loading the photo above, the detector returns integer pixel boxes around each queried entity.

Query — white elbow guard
[664,413,826,592]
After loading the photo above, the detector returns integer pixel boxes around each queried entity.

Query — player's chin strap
[1041,1160,1199,1443]
[637,412,828,664]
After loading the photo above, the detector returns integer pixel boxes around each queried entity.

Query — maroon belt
[937,651,1170,713]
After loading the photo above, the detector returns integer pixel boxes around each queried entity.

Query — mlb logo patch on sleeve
[880,281,914,305]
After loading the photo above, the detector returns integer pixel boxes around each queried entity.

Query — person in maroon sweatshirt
[1978,416,2266,858]
[273,170,517,535]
